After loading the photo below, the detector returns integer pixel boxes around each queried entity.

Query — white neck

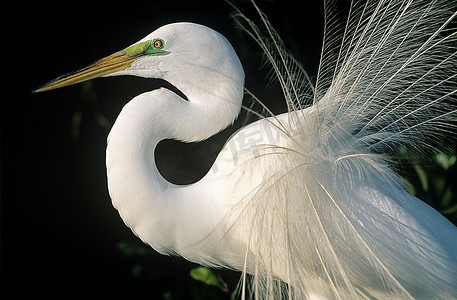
[106,75,243,262]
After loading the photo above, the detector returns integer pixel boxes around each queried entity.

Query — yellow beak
[33,51,139,93]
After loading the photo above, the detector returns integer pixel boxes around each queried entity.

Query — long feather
[227,0,457,298]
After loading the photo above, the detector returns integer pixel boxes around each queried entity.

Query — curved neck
[106,82,242,261]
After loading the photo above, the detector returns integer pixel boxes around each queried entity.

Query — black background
[1,0,454,299]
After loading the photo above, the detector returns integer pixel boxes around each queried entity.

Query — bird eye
[153,39,163,49]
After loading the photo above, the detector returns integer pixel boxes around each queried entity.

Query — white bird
[35,0,457,298]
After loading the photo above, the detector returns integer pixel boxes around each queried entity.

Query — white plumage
[36,0,457,298]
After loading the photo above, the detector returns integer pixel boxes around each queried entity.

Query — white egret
[35,0,457,298]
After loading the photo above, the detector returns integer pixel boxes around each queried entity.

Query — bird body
[106,82,457,297]
[35,1,457,298]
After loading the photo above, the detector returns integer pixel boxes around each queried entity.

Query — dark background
[1,0,455,299]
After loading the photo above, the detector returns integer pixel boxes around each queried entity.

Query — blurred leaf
[431,175,446,196]
[441,188,453,208]
[434,152,456,170]
[441,203,457,215]
[401,177,416,195]
[190,267,229,293]
[413,165,428,192]
[399,146,457,224]
[190,267,220,288]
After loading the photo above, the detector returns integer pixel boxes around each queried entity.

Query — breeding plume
[35,0,457,298]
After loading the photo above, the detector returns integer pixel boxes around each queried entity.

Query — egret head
[34,22,244,96]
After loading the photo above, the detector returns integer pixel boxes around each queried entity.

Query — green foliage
[190,267,240,299]
[399,147,457,224]
[190,267,229,293]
